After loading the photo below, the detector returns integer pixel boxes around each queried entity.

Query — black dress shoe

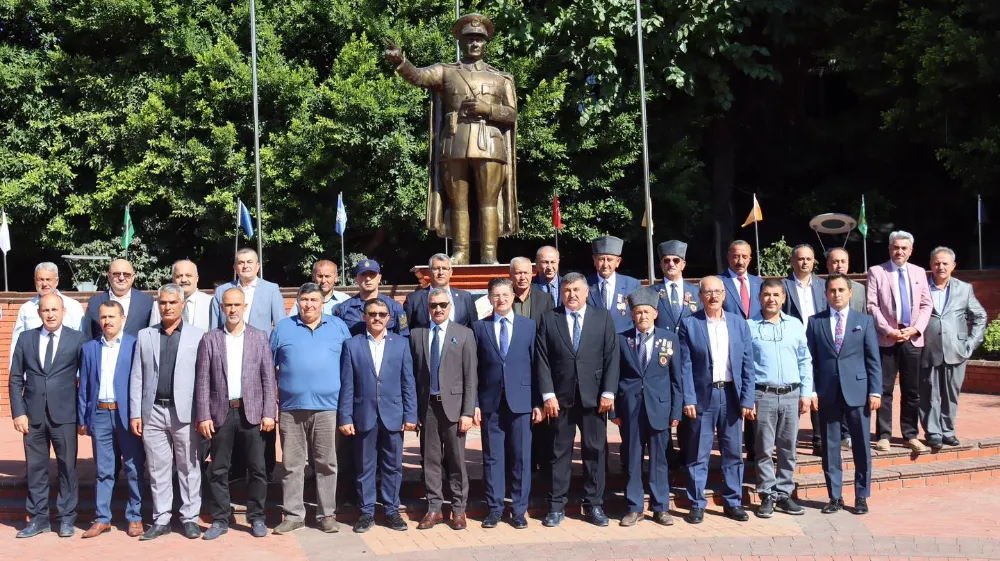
[482,512,501,529]
[821,499,844,514]
[853,497,869,515]
[354,514,374,533]
[386,513,408,531]
[57,520,75,538]
[183,522,202,539]
[927,437,944,450]
[584,506,609,527]
[511,514,528,529]
[542,511,564,527]
[943,436,960,446]
[16,518,49,538]
[684,508,704,524]
[723,506,749,522]
[140,523,171,541]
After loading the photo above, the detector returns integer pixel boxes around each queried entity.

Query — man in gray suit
[827,248,866,314]
[920,247,987,449]
[130,284,206,541]
[409,288,478,530]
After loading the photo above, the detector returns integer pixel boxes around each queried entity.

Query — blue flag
[336,192,347,236]
[239,200,254,238]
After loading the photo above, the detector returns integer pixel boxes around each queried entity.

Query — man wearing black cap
[654,240,701,334]
[587,235,641,333]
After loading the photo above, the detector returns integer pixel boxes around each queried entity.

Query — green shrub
[977,315,1000,360]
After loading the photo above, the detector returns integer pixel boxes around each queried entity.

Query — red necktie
[739,276,750,318]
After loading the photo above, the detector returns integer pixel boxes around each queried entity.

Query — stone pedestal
[410,263,513,290]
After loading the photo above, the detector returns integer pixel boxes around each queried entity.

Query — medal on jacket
[659,340,673,366]
[616,293,627,316]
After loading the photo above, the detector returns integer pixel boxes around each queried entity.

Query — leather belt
[711,381,734,389]
[154,398,173,407]
[229,399,243,408]
[97,402,118,410]
[756,383,801,395]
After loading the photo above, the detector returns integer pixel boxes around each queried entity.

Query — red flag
[552,193,563,231]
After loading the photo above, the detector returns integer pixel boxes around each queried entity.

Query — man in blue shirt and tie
[532,246,562,306]
[746,279,812,518]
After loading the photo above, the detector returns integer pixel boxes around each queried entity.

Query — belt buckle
[775,386,788,395]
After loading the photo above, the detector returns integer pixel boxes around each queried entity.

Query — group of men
[6,229,987,539]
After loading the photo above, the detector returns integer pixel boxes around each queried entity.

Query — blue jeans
[91,407,145,523]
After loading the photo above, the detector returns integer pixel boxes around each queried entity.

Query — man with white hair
[866,231,933,452]
[11,262,85,362]
[172,259,214,332]
[919,247,987,449]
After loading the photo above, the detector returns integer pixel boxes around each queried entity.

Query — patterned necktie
[549,281,558,304]
[183,298,192,324]
[639,332,650,371]
[600,280,609,310]
[835,311,845,353]
[43,332,55,371]
[571,312,581,352]
[897,268,911,327]
[670,283,681,316]
[499,317,509,359]
[430,325,441,394]
[739,276,751,318]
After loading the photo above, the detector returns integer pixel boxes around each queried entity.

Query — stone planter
[965,360,1000,395]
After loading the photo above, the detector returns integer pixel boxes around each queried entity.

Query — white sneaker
[907,438,929,453]
[841,438,851,451]
[875,438,890,451]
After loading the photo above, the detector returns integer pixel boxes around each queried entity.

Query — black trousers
[24,412,78,523]
[878,341,922,440]
[549,398,606,511]
[209,406,266,522]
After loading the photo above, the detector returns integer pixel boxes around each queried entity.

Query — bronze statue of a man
[386,14,518,265]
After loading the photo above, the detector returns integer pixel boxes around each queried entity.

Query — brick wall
[964,361,1000,395]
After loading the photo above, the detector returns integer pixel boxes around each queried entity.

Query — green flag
[122,205,135,250]
[858,195,868,239]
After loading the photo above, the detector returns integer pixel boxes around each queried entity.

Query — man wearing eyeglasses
[746,279,812,519]
[81,259,157,340]
[404,253,476,329]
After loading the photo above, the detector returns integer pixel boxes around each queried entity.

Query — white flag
[0,211,11,254]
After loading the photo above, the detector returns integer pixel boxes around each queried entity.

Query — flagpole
[554,228,559,252]
[341,235,347,287]
[634,0,655,283]
[2,208,7,292]
[235,198,241,281]
[979,194,984,270]
[862,194,868,271]
[123,203,130,262]
[250,0,264,276]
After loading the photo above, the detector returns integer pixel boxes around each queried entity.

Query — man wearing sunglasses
[81,259,156,340]
[654,240,700,334]
[746,279,812,519]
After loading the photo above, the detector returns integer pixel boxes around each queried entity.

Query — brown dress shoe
[82,522,111,539]
[127,521,144,537]
[417,511,443,530]
[450,514,467,530]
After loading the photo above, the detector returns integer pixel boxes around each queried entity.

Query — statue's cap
[453,13,494,40]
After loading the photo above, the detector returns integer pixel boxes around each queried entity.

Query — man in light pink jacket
[866,231,933,452]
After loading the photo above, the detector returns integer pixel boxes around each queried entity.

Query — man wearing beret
[587,235,641,333]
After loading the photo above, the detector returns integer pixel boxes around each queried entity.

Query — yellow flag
[641,197,652,229]
[741,194,762,228]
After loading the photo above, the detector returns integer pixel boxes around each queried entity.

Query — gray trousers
[920,362,967,440]
[753,388,800,501]
[421,400,469,514]
[279,410,338,521]
[143,404,201,524]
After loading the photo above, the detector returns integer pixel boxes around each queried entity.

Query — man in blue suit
[532,246,561,306]
[806,273,882,515]
[587,235,642,333]
[473,278,535,530]
[613,288,682,527]
[339,298,417,533]
[404,253,477,329]
[77,301,145,539]
[81,259,156,339]
[678,276,755,524]
[720,240,763,320]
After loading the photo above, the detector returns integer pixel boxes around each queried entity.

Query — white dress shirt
[441,286,456,322]
[493,311,516,348]
[98,334,123,402]
[239,277,259,323]
[366,331,387,377]
[540,306,614,403]
[428,319,449,358]
[727,269,745,292]
[706,315,733,383]
[635,326,655,364]
[663,279,684,306]
[890,262,910,324]
[39,325,64,367]
[794,275,817,321]
[110,289,132,318]
[225,325,245,400]
[598,273,617,309]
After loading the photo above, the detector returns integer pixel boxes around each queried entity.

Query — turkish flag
[553,193,563,231]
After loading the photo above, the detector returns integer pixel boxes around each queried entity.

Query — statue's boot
[479,207,500,265]
[450,210,471,265]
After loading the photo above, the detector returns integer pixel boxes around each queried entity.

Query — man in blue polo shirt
[271,283,352,535]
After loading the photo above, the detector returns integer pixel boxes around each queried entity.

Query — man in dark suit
[613,288,682,527]
[405,253,477,329]
[473,278,536,530]
[81,259,156,339]
[409,289,478,530]
[678,276,755,524]
[826,248,866,314]
[535,272,619,527]
[77,301,144,539]
[195,288,276,540]
[532,245,562,306]
[587,236,642,333]
[9,293,86,538]
[807,273,882,515]
[339,298,417,533]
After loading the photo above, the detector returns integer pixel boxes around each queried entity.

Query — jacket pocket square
[852,326,863,332]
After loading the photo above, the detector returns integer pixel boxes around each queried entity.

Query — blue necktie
[430,325,441,395]
[670,283,681,316]
[549,281,558,305]
[600,280,609,310]
[499,317,509,359]
[571,312,581,352]
[897,269,911,327]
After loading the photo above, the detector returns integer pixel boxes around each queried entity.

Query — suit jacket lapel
[114,337,132,386]
[554,309,575,355]
[698,317,712,372]
[450,289,463,324]
[484,315,502,357]
[821,311,837,353]
[151,326,161,371]
[786,277,802,317]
